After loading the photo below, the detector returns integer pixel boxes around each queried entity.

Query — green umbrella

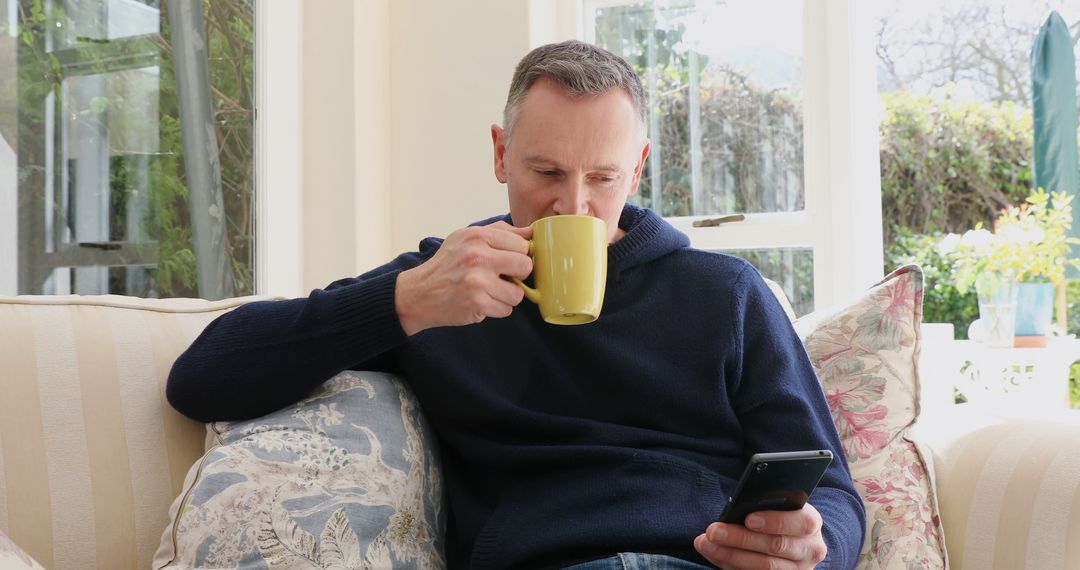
[1031,11,1079,277]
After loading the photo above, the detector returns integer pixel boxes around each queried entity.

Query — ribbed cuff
[329,270,408,361]
[811,487,865,570]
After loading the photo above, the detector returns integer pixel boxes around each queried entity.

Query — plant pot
[975,276,1019,348]
[1014,281,1055,347]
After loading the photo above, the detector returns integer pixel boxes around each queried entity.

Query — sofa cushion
[794,265,947,569]
[154,370,446,569]
[0,294,270,570]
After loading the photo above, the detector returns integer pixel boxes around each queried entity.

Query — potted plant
[938,189,1080,347]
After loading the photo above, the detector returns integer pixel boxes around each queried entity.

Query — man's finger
[743,504,822,536]
[484,221,533,248]
[697,539,800,570]
[705,522,811,560]
[489,276,527,308]
[487,248,533,280]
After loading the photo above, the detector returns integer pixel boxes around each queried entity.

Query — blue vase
[1015,282,1055,343]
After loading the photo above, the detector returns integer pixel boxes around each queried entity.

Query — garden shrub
[880,93,1080,406]
[880,92,1034,246]
[884,229,979,338]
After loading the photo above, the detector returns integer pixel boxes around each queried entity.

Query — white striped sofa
[909,404,1080,569]
[0,295,269,569]
[1,293,1079,569]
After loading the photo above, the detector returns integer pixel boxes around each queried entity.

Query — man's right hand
[395,221,533,336]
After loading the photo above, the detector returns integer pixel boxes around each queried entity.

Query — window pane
[721,248,814,317]
[591,0,804,217]
[54,0,161,50]
[1,0,254,299]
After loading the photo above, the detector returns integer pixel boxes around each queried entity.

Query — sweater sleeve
[166,246,436,422]
[728,266,866,569]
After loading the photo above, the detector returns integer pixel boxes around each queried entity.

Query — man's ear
[491,124,508,184]
[628,139,651,197]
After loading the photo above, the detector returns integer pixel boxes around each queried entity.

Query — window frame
[255,0,304,298]
[551,0,883,311]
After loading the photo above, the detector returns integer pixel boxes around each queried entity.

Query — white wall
[302,0,357,292]
[303,1,529,289]
[385,2,530,256]
[352,0,392,277]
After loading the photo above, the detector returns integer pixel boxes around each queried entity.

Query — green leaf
[90,96,109,114]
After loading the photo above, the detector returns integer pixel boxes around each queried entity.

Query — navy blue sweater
[167,205,865,569]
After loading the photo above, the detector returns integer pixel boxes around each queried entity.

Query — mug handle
[511,239,541,304]
[511,277,541,304]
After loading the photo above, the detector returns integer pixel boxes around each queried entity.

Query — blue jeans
[562,553,713,569]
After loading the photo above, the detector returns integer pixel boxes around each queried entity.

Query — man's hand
[396,221,533,335]
[694,504,828,569]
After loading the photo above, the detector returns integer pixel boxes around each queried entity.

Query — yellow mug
[513,215,607,325]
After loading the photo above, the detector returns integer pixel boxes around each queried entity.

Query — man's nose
[553,180,589,215]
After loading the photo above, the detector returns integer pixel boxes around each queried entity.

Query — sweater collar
[608,204,690,271]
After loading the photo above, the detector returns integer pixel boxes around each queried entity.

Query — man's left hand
[693,503,828,569]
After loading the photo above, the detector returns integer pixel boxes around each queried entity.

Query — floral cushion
[794,265,947,569]
[0,530,46,570]
[154,371,446,569]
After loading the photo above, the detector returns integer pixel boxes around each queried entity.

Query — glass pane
[720,247,814,317]
[2,0,254,298]
[591,0,804,217]
[60,67,160,245]
[51,0,161,50]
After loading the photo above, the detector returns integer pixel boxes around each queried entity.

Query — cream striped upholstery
[3,292,1079,569]
[0,295,268,570]
[913,406,1080,569]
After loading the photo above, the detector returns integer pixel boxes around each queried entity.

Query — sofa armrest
[910,405,1080,569]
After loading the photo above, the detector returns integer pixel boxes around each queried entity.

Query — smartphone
[718,449,833,525]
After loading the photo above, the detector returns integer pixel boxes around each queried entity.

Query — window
[1,0,255,299]
[577,0,883,315]
[876,0,1080,326]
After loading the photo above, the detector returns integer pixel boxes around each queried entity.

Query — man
[168,40,864,569]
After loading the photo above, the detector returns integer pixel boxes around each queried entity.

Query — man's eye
[539,170,559,177]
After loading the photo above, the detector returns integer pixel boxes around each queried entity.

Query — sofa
[1,266,1079,569]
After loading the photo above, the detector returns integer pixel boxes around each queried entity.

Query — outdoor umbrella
[1031,10,1079,328]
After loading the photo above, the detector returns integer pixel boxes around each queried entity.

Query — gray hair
[502,40,648,142]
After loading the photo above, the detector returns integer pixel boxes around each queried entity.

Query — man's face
[491,77,651,243]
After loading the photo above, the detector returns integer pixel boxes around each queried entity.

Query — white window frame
[540,0,883,311]
[255,0,304,297]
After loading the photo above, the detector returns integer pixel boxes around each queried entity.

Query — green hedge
[880,92,1034,246]
[885,230,979,337]
[880,93,1080,407]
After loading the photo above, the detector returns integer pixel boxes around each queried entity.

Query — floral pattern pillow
[0,530,46,570]
[154,371,446,569]
[794,265,947,569]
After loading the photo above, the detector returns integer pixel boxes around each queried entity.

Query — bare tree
[877,0,1080,103]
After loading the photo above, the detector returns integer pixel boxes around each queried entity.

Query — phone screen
[718,450,833,525]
